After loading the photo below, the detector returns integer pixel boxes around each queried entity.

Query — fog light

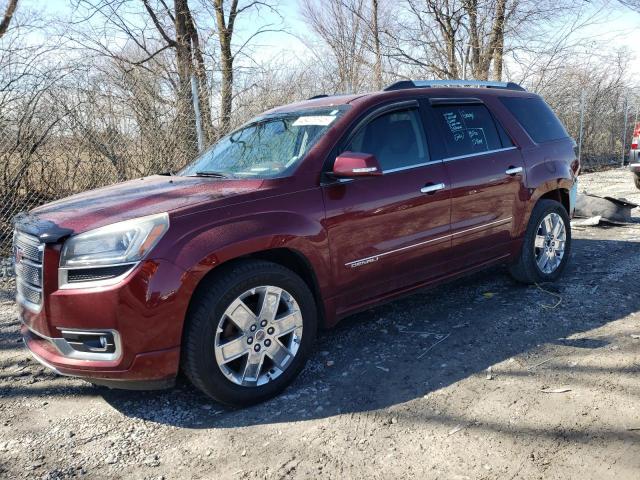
[59,330,116,354]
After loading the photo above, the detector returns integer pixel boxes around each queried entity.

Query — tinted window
[500,96,569,143]
[344,108,429,171]
[433,104,504,158]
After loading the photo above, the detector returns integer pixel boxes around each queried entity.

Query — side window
[433,104,506,158]
[344,108,429,172]
[500,96,569,143]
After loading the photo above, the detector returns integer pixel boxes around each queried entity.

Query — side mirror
[332,152,383,177]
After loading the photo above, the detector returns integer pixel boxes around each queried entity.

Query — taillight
[632,143,638,150]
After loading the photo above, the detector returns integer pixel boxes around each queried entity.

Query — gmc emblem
[15,247,24,264]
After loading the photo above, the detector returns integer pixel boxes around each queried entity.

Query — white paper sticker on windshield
[292,115,336,127]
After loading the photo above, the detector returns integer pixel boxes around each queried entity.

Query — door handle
[420,182,446,194]
[505,166,523,176]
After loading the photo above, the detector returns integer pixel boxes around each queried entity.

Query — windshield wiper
[194,171,228,178]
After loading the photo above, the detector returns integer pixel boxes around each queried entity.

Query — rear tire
[509,199,571,284]
[182,260,317,406]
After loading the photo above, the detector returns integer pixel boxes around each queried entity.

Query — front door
[428,100,527,268]
[322,101,452,315]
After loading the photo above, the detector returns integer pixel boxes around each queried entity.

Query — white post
[578,89,585,164]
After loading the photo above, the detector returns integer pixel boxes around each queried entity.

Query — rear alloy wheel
[533,212,567,274]
[182,260,316,406]
[509,199,571,284]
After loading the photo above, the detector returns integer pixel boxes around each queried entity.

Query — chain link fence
[1,75,637,286]
[0,67,203,286]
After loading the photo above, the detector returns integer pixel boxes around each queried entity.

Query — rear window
[500,96,569,143]
[433,104,508,158]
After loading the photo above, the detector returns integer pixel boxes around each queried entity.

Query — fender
[150,187,331,323]
[513,138,576,239]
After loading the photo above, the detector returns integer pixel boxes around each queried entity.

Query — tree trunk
[489,0,506,81]
[174,0,198,159]
[0,0,18,39]
[372,0,383,89]
[185,7,214,143]
[214,0,236,134]
[465,0,484,79]
[219,38,233,133]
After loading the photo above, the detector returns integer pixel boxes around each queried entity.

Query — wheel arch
[183,247,327,332]
[538,187,570,214]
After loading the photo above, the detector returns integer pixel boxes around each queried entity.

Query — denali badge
[348,256,379,268]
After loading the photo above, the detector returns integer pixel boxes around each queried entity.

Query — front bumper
[629,163,640,174]
[18,253,192,388]
[22,323,179,388]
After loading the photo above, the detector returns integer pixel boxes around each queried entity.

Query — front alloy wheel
[182,260,317,406]
[214,286,303,387]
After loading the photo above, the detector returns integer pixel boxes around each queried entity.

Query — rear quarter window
[432,104,510,158]
[500,96,569,143]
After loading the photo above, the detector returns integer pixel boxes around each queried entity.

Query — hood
[23,175,263,238]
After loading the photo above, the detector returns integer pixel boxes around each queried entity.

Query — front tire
[182,260,317,406]
[509,199,571,284]
[634,174,640,190]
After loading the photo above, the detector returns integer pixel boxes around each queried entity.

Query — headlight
[60,213,169,269]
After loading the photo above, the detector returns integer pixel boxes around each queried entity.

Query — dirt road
[1,168,640,479]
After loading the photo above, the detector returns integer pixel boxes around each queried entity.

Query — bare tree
[384,0,595,82]
[301,0,371,92]
[209,0,282,133]
[71,0,213,149]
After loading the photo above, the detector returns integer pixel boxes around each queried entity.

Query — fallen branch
[418,333,451,359]
[535,283,563,309]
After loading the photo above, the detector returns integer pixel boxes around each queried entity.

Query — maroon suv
[15,80,579,406]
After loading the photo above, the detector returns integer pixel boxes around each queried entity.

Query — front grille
[15,260,42,286]
[14,231,44,310]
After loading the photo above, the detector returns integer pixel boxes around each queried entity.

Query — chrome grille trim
[14,230,45,312]
[14,259,42,287]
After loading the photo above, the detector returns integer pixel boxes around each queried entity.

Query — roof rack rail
[384,79,526,92]
[307,94,329,100]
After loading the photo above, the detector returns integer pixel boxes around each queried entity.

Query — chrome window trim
[345,217,512,267]
[441,146,518,163]
[58,262,138,290]
[383,159,443,174]
[345,147,518,178]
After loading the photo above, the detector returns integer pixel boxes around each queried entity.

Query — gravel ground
[1,168,640,480]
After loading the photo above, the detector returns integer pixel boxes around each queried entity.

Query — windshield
[180,106,349,178]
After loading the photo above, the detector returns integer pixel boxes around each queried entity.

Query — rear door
[322,100,452,314]
[426,98,526,269]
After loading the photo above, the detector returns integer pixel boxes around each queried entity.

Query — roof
[264,80,532,115]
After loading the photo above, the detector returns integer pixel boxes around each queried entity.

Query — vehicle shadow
[94,236,640,428]
[3,236,639,430]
